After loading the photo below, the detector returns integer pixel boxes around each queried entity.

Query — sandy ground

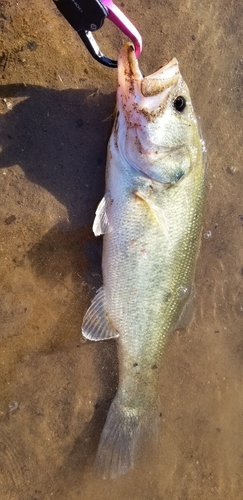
[0,0,243,499]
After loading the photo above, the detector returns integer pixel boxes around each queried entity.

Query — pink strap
[102,0,142,58]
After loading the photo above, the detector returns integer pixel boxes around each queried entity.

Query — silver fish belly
[82,43,205,479]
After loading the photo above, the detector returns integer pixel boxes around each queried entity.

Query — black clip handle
[53,0,107,32]
[53,0,117,67]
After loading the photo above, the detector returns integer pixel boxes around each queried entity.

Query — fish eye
[173,96,186,112]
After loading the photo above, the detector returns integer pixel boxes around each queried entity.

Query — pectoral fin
[92,192,111,236]
[82,287,119,341]
[134,190,169,239]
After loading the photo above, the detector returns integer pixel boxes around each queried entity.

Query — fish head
[115,43,204,184]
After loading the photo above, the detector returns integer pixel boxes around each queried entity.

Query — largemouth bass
[82,43,205,479]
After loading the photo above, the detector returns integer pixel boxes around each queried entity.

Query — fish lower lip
[119,42,142,81]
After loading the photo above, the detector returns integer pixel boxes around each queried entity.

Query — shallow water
[0,0,243,498]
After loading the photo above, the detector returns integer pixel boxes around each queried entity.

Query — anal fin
[82,287,119,341]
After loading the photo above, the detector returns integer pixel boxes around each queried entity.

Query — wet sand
[0,0,243,498]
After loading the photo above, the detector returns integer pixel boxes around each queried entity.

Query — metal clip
[79,30,118,68]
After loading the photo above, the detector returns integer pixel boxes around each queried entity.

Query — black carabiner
[79,31,117,68]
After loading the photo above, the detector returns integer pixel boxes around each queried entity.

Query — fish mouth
[141,58,180,97]
[118,43,180,104]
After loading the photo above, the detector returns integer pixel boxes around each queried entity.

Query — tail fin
[94,396,159,479]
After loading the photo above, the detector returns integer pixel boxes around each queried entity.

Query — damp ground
[0,1,243,499]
